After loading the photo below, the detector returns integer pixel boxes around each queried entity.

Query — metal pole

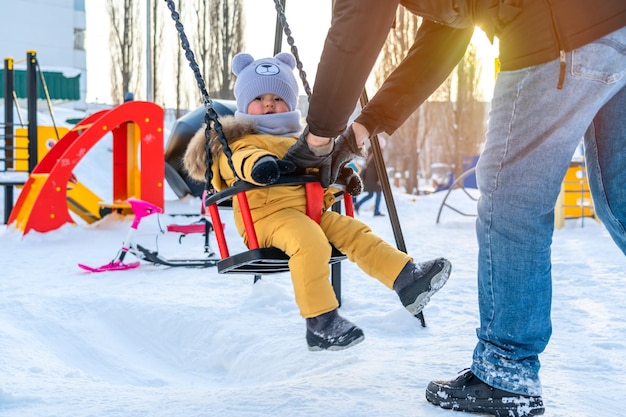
[4,57,14,169]
[26,50,38,173]
[146,0,153,101]
[273,0,286,55]
[3,57,15,224]
[359,90,426,327]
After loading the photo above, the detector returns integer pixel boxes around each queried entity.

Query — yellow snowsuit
[184,117,411,317]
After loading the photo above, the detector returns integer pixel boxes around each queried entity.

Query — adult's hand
[281,126,333,187]
[329,125,367,186]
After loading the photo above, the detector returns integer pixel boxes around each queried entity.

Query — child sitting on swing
[184,52,452,351]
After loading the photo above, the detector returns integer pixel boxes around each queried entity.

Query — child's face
[247,94,290,115]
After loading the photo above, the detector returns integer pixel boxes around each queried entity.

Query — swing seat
[166,218,212,235]
[204,175,353,302]
[218,246,347,274]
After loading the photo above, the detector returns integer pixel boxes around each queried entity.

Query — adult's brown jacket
[307,0,626,138]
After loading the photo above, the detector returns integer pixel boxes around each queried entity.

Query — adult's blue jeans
[356,191,383,214]
[472,26,626,396]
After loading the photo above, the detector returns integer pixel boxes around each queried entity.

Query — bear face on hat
[232,52,299,114]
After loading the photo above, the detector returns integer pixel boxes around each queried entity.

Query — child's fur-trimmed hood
[183,116,257,183]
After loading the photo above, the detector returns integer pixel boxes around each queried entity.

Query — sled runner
[79,198,219,272]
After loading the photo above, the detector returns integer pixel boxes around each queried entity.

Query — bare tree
[372,7,422,194]
[167,0,198,119]
[452,44,484,176]
[150,0,166,105]
[107,0,142,104]
[192,0,211,105]
[424,44,485,179]
[172,0,191,117]
[373,8,485,193]
[168,0,243,112]
[193,0,244,101]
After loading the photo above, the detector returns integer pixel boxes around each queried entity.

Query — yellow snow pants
[250,207,412,318]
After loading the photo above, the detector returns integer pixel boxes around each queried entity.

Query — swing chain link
[273,0,312,98]
[164,0,240,192]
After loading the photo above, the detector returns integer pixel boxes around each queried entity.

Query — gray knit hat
[232,52,299,113]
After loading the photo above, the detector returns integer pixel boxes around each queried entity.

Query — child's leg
[254,207,339,318]
[321,211,451,316]
[355,192,373,210]
[254,208,364,351]
[321,211,411,288]
[374,191,383,214]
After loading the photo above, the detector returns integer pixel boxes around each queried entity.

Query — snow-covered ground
[1,139,625,416]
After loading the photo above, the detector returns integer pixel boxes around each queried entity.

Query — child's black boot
[306,309,364,351]
[393,258,452,317]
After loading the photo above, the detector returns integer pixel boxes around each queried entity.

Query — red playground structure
[9,101,165,235]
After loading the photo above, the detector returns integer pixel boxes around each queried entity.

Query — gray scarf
[234,110,303,137]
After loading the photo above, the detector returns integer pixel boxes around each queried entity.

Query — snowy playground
[0,95,623,416]
[1,7,623,409]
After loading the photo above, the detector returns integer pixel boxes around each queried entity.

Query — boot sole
[307,334,365,351]
[425,384,545,417]
[306,326,365,351]
[403,259,451,316]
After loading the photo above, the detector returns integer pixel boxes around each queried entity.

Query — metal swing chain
[165,0,312,196]
[163,0,240,191]
[272,0,312,98]
[34,60,61,140]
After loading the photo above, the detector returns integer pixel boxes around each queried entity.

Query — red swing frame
[204,175,354,304]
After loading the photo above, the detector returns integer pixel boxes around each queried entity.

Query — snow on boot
[393,257,452,317]
[426,369,545,417]
[306,309,364,351]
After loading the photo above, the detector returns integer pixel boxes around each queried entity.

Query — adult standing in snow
[282,1,626,416]
[354,148,384,217]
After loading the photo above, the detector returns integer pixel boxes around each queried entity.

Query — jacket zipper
[545,0,566,89]
[557,50,566,89]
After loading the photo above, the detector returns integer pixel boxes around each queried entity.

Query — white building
[1,0,87,110]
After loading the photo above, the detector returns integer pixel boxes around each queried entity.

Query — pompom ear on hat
[232,52,299,113]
